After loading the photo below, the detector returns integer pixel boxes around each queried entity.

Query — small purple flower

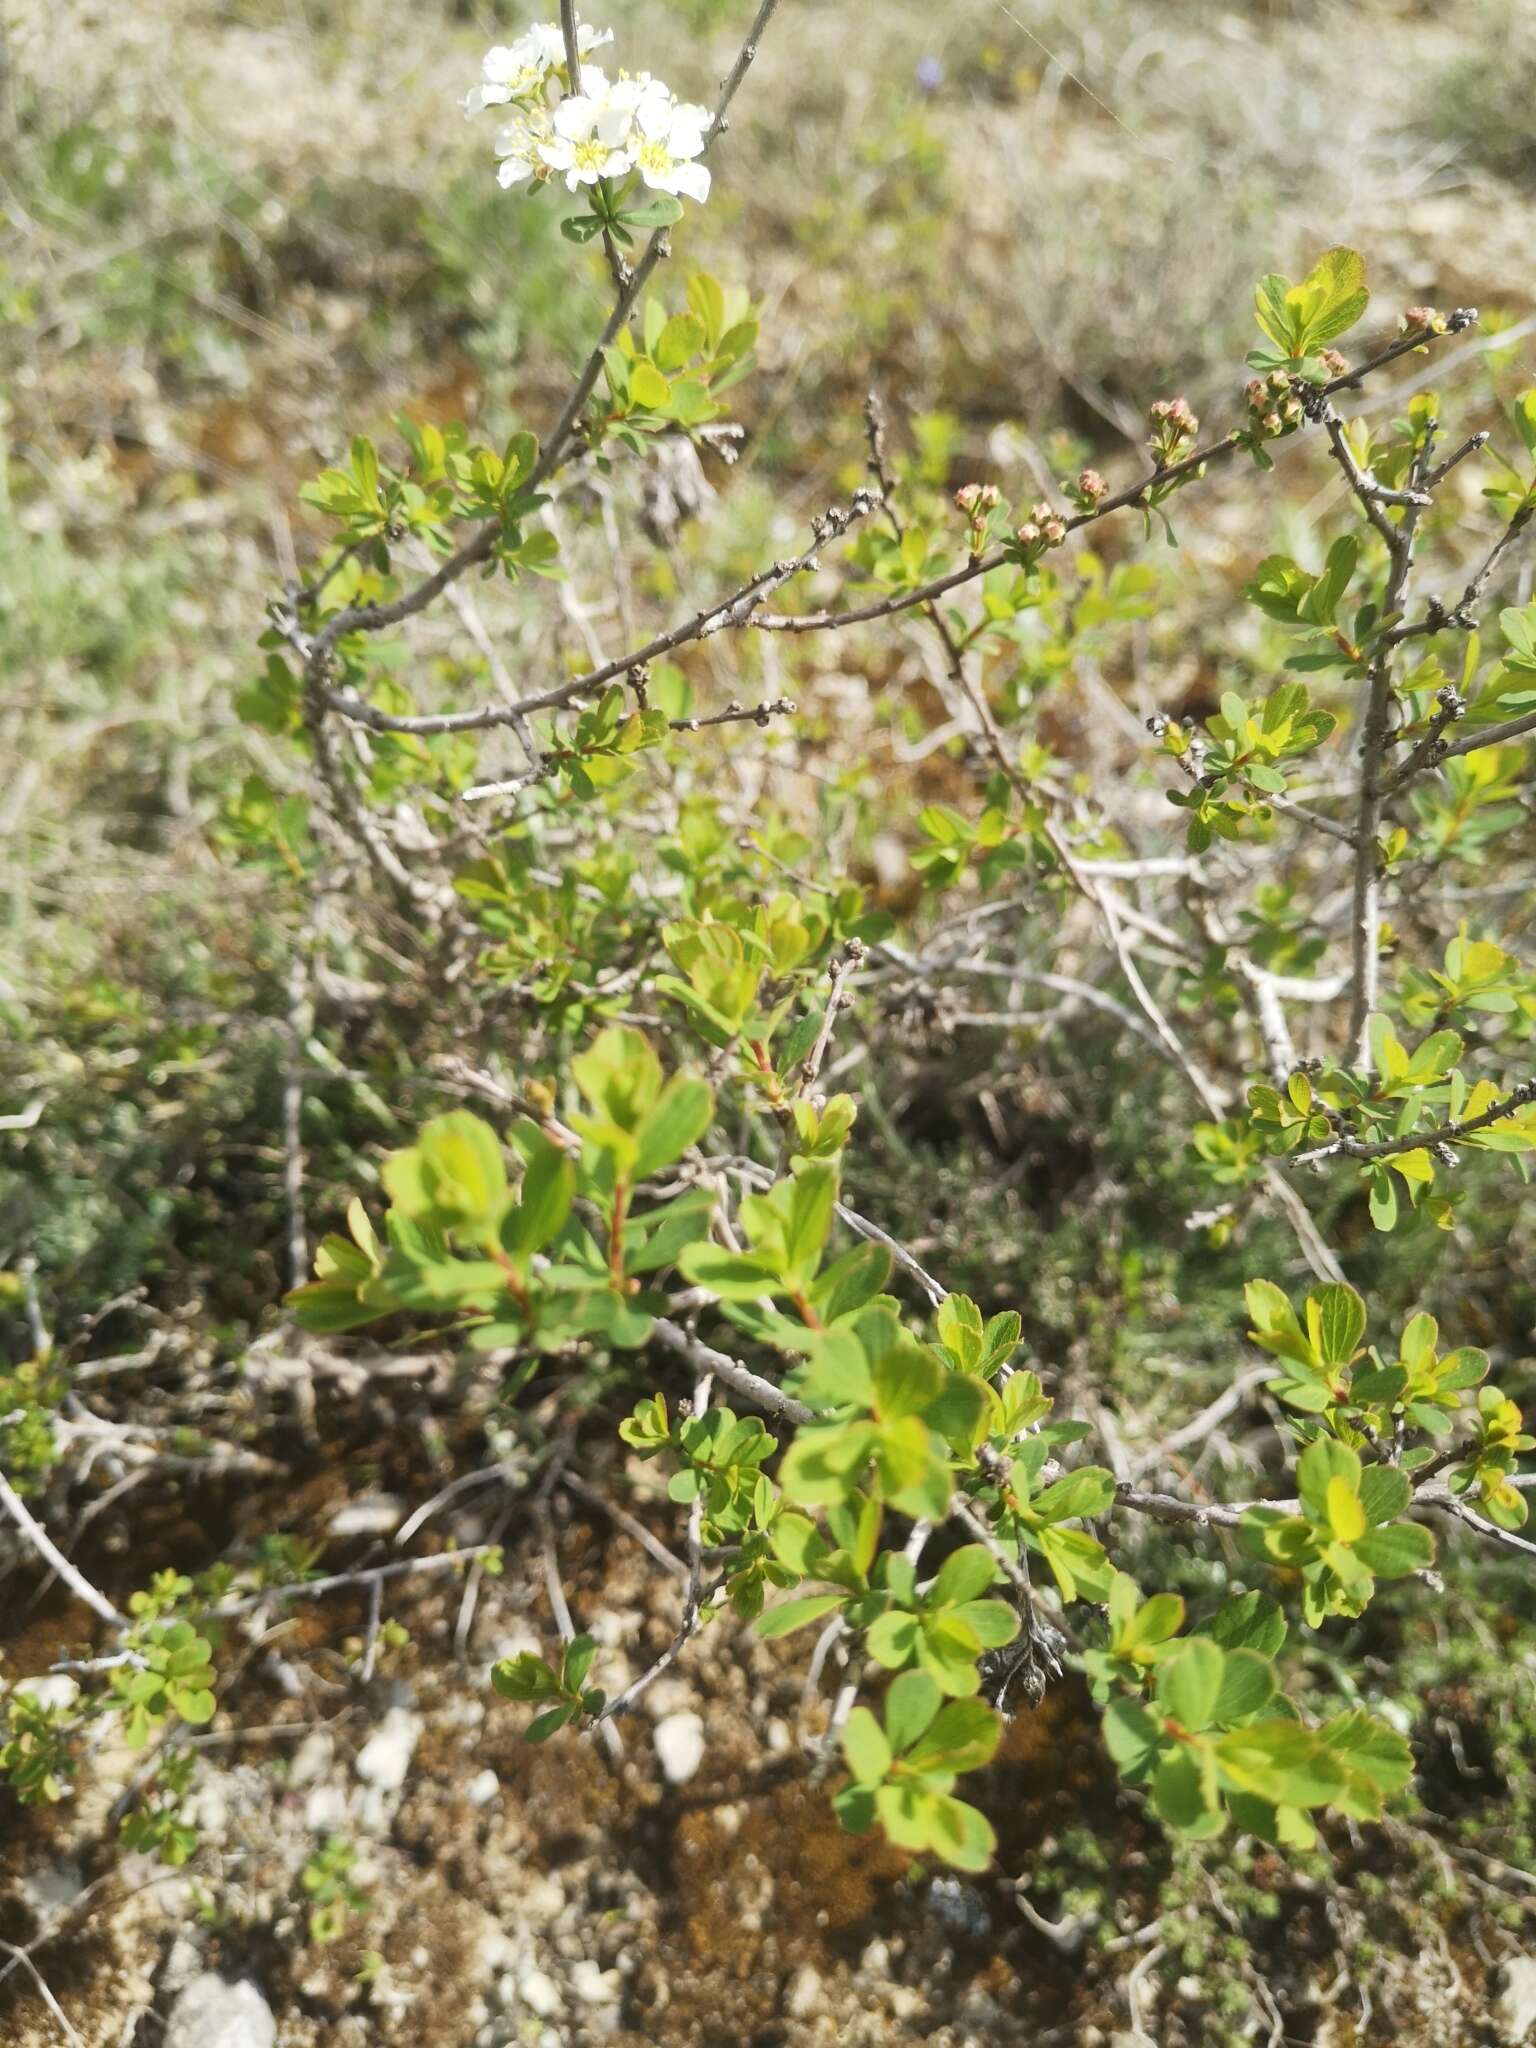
[915,55,944,95]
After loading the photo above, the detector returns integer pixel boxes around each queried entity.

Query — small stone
[14,1675,79,1713]
[303,1784,347,1833]
[784,1965,823,2018]
[571,1959,620,2005]
[518,1969,562,2017]
[1496,1957,1536,2045]
[287,1732,334,1788]
[327,1495,406,1537]
[653,1712,705,1785]
[466,1768,501,1808]
[163,1974,276,2048]
[355,1707,420,1791]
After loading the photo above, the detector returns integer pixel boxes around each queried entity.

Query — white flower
[631,94,711,202]
[601,69,672,126]
[464,19,614,118]
[465,35,548,116]
[538,71,637,188]
[494,105,555,187]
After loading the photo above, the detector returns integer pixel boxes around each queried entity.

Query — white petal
[668,113,709,158]
[672,159,711,203]
[497,157,533,187]
[593,104,634,145]
[634,93,675,142]
[553,94,598,140]
[525,25,566,68]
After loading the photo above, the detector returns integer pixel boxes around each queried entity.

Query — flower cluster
[1148,396,1199,467]
[464,18,711,204]
[1244,368,1305,443]
[1066,466,1108,513]
[1402,304,1449,336]
[1014,499,1067,556]
[954,481,1001,554]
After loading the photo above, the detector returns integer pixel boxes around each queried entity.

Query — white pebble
[354,1707,420,1791]
[467,1768,501,1807]
[518,1969,562,2017]
[653,1712,705,1785]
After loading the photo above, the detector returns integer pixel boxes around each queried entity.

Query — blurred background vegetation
[3,2,1535,2041]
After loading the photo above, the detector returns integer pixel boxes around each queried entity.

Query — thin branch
[318,496,875,745]
[1426,1491,1536,1559]
[650,1316,812,1424]
[194,1544,501,1622]
[0,1470,125,1628]
[561,1470,691,1580]
[1113,1483,1295,1530]
[1284,1079,1536,1167]
[754,327,1468,639]
[1436,704,1536,763]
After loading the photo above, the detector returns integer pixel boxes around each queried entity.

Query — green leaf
[1153,1747,1220,1833]
[1321,1707,1415,1798]
[924,1792,997,1871]
[1212,1648,1276,1725]
[620,195,685,230]
[678,1246,782,1299]
[1214,1721,1345,1807]
[1296,1437,1362,1524]
[504,1128,574,1261]
[1314,1284,1367,1368]
[870,1340,943,1422]
[930,1545,997,1609]
[866,1611,922,1668]
[1294,246,1371,349]
[1031,1467,1116,1523]
[885,1669,941,1753]
[1358,1465,1412,1526]
[906,1697,1003,1775]
[756,1592,845,1639]
[1155,1638,1227,1733]
[632,1076,714,1180]
[1352,1522,1435,1577]
[1102,1697,1163,1777]
[936,1295,984,1371]
[1210,1591,1288,1659]
[653,312,706,373]
[629,360,672,409]
[561,1634,597,1692]
[842,1706,893,1786]
[785,1163,839,1273]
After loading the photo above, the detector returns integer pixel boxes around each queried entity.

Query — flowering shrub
[464,12,713,261]
[4,2,1536,1992]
